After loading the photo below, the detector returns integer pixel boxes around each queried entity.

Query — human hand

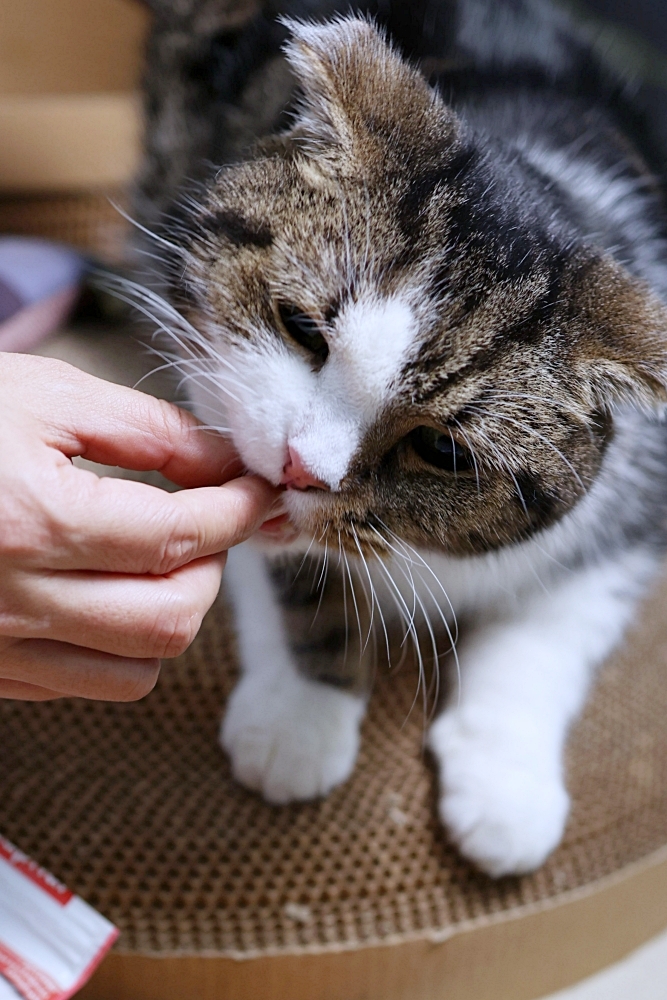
[0,354,279,701]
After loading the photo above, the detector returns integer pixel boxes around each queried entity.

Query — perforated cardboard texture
[2,567,667,981]
[0,325,665,998]
[0,191,131,264]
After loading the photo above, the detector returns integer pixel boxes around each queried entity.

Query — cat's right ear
[282,16,460,176]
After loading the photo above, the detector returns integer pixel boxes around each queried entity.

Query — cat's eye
[409,426,474,473]
[278,304,329,364]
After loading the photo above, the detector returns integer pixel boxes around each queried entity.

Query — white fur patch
[222,544,365,802]
[196,292,418,490]
[428,553,651,875]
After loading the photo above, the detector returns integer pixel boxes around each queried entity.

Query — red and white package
[0,836,118,1000]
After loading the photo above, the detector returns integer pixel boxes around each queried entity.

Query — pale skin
[0,354,279,702]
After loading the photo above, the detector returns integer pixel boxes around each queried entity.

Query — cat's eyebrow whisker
[362,180,373,282]
[483,389,567,409]
[278,245,323,289]
[463,421,512,477]
[451,417,481,496]
[336,181,354,289]
[469,404,585,490]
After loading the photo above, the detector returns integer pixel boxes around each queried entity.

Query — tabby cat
[134,0,667,876]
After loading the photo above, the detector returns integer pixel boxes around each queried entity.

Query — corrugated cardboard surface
[2,325,667,1000]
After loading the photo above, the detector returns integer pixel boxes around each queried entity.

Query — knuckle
[154,506,202,574]
[153,397,194,456]
[149,596,202,659]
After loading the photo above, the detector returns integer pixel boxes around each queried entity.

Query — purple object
[0,238,86,353]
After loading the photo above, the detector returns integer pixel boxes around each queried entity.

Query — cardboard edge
[78,847,667,1000]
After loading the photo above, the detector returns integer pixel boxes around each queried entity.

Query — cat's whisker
[143,328,254,409]
[389,554,441,726]
[337,531,350,665]
[379,528,458,634]
[93,272,251,393]
[291,531,320,586]
[368,553,392,669]
[371,521,460,648]
[342,548,364,660]
[137,344,241,415]
[309,532,331,631]
[351,526,383,657]
[371,552,427,725]
[107,200,185,255]
[374,523,461,709]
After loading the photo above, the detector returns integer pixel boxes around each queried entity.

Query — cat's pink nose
[281,446,329,491]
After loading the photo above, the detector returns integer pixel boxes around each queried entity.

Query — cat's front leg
[429,552,655,877]
[221,543,368,804]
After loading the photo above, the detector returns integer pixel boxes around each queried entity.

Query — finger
[8,554,225,659]
[8,354,244,487]
[41,470,279,573]
[0,638,160,700]
[0,678,63,701]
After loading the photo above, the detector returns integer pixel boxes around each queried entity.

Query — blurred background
[0,0,666,270]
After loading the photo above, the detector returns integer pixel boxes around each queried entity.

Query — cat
[132,0,667,877]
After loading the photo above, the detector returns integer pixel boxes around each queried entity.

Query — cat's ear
[282,16,460,174]
[574,255,667,411]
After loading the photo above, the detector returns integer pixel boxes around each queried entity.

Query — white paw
[221,671,365,804]
[429,711,569,877]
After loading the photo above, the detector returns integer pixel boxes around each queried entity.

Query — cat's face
[167,18,667,557]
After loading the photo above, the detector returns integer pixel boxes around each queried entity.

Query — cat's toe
[430,713,569,877]
[221,672,365,804]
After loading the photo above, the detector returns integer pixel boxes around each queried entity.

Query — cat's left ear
[574,254,667,411]
[282,16,460,175]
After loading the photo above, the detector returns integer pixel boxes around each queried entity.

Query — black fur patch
[204,210,273,248]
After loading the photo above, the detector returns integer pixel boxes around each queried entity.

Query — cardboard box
[0,0,147,192]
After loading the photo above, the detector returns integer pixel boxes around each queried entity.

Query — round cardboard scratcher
[2,574,667,1000]
[0,191,131,264]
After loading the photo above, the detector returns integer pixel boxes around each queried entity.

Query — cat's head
[164,16,667,557]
